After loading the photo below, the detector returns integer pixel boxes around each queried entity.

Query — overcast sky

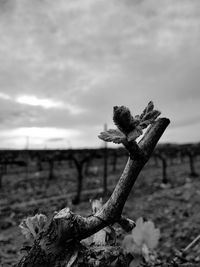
[0,0,199,149]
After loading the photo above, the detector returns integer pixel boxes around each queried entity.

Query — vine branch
[16,102,170,267]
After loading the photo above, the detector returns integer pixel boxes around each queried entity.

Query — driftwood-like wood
[16,117,170,267]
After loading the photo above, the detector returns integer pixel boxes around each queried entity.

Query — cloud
[0,92,11,100]
[0,0,199,147]
[16,95,64,109]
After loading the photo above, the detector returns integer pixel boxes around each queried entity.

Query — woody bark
[16,106,170,267]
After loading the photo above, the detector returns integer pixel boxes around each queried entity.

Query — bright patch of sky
[0,127,80,149]
[16,95,64,109]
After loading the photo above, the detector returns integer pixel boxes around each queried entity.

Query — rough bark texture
[16,118,170,267]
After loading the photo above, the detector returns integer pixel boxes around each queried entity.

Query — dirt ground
[0,155,200,266]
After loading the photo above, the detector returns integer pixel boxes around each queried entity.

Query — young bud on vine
[19,214,47,242]
[98,101,161,147]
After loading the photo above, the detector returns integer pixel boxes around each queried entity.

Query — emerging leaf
[122,234,135,254]
[139,102,161,129]
[99,102,161,146]
[131,217,160,251]
[113,106,139,135]
[142,110,161,123]
[140,101,154,120]
[141,220,160,250]
[98,129,126,144]
[19,214,47,242]
[122,217,160,262]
